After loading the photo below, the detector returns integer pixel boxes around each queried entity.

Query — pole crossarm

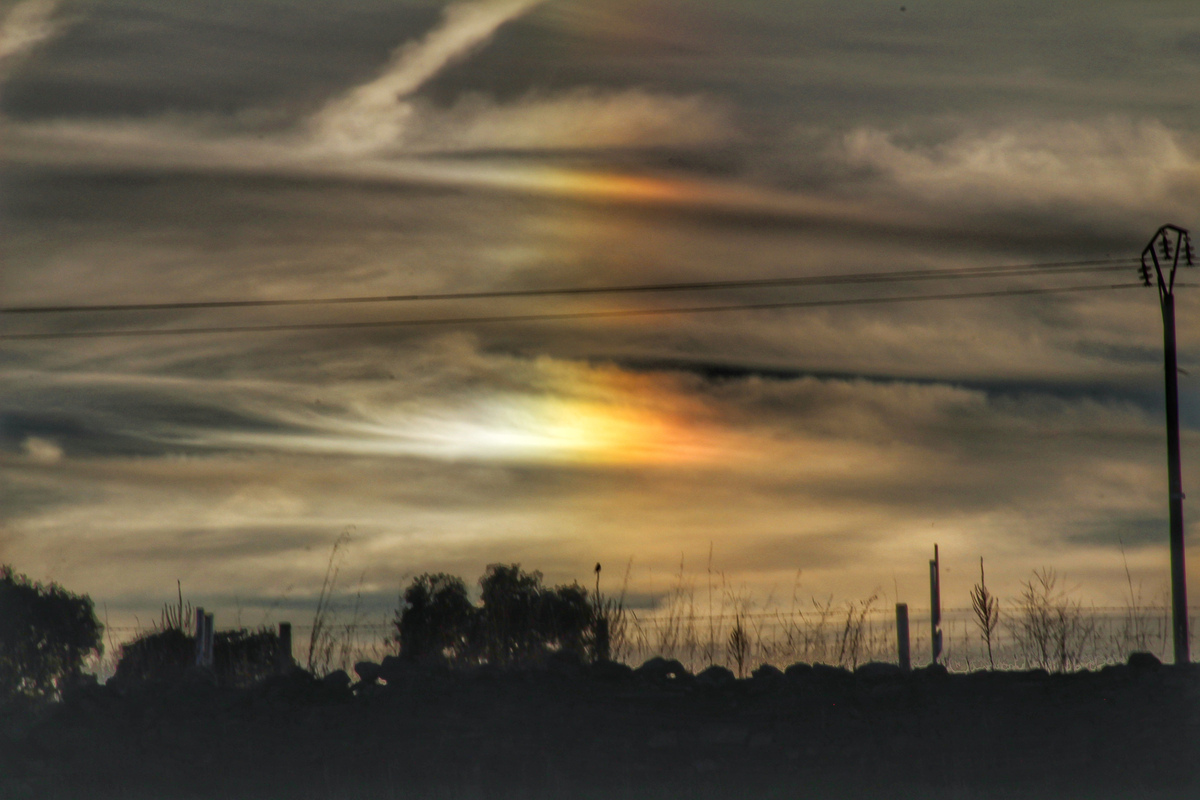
[1141,223,1195,299]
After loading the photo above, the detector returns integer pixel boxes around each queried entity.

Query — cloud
[0,0,62,68]
[837,118,1200,224]
[20,436,62,464]
[400,88,736,153]
[0,0,737,204]
[311,0,546,153]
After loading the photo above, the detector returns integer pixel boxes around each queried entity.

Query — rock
[634,657,691,684]
[378,655,409,683]
[811,663,852,682]
[544,650,585,676]
[695,665,736,688]
[322,669,351,691]
[855,662,904,681]
[915,663,949,680]
[590,660,634,681]
[751,663,784,683]
[354,661,382,684]
[784,662,812,679]
[1127,651,1161,671]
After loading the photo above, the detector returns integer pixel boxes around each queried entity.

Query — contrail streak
[0,0,62,66]
[311,0,545,152]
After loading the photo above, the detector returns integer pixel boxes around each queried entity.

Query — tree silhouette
[395,573,476,664]
[0,565,103,700]
[396,564,597,667]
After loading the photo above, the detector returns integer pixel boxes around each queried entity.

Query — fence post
[276,622,293,674]
[203,612,214,668]
[930,544,942,665]
[195,608,206,667]
[896,603,910,672]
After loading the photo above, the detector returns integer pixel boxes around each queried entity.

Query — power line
[0,258,1135,315]
[0,282,1142,341]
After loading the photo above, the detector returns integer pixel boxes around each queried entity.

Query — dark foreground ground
[1,656,1197,800]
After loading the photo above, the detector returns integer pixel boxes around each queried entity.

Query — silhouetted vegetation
[114,626,282,687]
[395,572,474,664]
[112,584,281,686]
[395,563,597,666]
[0,565,103,701]
[1010,567,1096,672]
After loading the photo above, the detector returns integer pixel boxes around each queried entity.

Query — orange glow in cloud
[220,363,739,467]
[404,366,729,466]
[530,168,693,204]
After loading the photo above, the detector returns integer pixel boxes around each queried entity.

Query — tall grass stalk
[306,529,352,675]
[971,558,1000,670]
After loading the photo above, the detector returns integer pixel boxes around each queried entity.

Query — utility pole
[1140,224,1195,665]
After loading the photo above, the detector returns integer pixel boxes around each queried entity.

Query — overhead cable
[0,258,1136,315]
[0,282,1144,341]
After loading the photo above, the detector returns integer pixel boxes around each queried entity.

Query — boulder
[695,665,736,688]
[634,657,692,684]
[353,661,382,684]
[589,659,634,682]
[783,662,812,680]
[1127,651,1162,671]
[751,663,784,683]
[378,655,408,683]
[322,669,351,691]
[855,661,904,681]
[811,663,852,681]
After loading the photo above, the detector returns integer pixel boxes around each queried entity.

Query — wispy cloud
[401,88,736,153]
[0,0,62,69]
[0,0,739,208]
[837,118,1200,224]
[311,0,546,153]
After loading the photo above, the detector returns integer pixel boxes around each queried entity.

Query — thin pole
[895,603,911,672]
[929,544,942,665]
[1162,293,1190,664]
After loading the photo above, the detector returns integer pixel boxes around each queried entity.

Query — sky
[3,0,1200,638]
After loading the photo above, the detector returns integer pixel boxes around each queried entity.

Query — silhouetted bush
[114,626,281,687]
[0,565,103,700]
[395,573,476,664]
[395,564,597,667]
[113,627,194,684]
[478,564,594,666]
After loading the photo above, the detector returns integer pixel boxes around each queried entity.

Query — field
[2,655,1197,800]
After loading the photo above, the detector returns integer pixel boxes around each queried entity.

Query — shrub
[113,627,194,684]
[477,564,594,666]
[395,573,476,664]
[395,564,597,667]
[1010,567,1095,672]
[0,565,103,700]
[114,626,281,686]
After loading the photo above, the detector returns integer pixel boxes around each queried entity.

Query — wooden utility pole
[1141,225,1195,665]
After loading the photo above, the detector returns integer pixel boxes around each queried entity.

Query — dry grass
[87,552,1188,679]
